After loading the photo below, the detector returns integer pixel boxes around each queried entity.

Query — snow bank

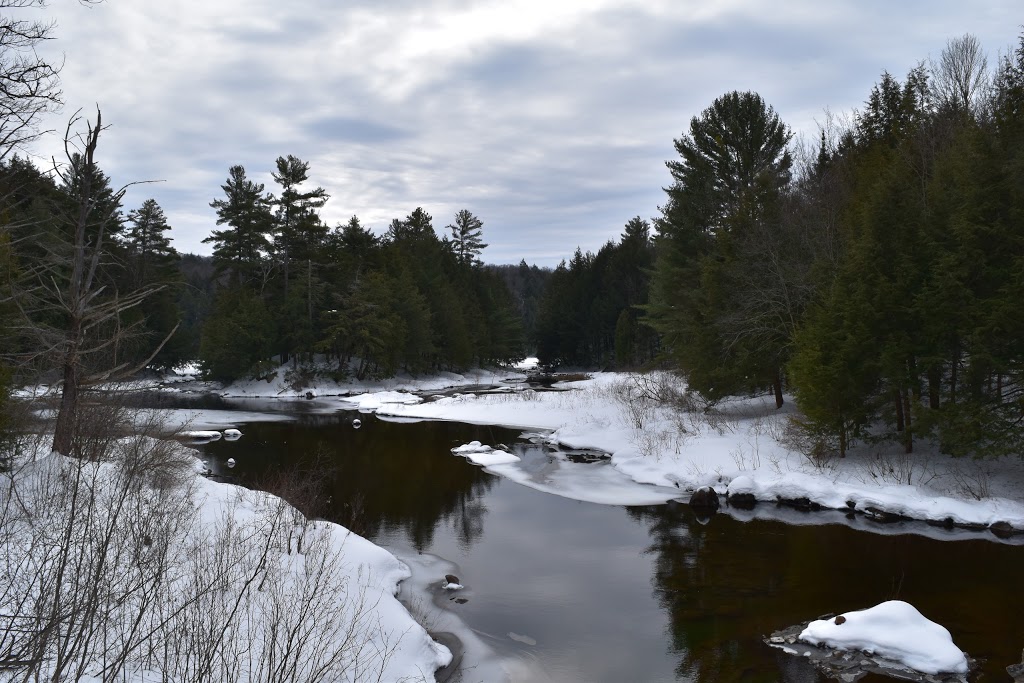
[0,443,450,682]
[799,601,968,675]
[372,373,1024,536]
[173,358,526,399]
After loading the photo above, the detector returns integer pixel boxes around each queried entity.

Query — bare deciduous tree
[0,109,177,455]
[930,34,989,116]
[0,0,101,161]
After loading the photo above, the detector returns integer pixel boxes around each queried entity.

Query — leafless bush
[865,449,938,487]
[779,415,841,472]
[0,405,414,682]
[0,423,196,680]
[944,459,993,501]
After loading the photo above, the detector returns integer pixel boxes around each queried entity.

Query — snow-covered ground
[192,360,526,399]
[364,372,1024,536]
[0,440,450,682]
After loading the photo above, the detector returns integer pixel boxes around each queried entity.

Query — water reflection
[201,414,519,552]
[628,504,1024,682]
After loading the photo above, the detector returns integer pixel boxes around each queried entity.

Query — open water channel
[175,399,1024,682]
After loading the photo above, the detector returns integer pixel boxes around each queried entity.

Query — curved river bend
[196,409,1024,682]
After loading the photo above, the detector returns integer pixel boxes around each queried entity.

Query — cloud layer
[29,0,1023,265]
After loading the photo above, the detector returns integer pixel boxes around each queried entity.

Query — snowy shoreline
[0,438,451,682]
[142,363,1024,542]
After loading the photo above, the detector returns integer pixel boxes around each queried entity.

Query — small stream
[188,406,1024,682]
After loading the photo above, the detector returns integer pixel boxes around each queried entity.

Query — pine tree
[647,90,792,404]
[205,165,273,286]
[448,209,487,265]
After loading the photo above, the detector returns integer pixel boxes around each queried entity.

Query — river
[189,405,1024,682]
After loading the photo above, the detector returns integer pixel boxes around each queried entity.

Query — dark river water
[193,407,1024,682]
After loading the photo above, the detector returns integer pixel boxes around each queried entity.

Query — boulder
[726,491,756,510]
[689,486,720,512]
[1008,648,1024,682]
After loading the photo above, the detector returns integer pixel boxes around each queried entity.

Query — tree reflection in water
[628,503,1024,682]
[202,413,512,551]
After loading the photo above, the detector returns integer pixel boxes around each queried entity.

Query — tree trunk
[894,390,905,433]
[52,346,80,456]
[772,370,784,409]
[928,365,941,410]
[902,388,913,454]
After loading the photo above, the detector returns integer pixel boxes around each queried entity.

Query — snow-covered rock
[799,600,968,676]
[451,441,521,466]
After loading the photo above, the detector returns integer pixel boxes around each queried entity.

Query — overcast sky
[28,0,1023,266]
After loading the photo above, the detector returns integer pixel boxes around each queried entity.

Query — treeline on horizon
[0,154,539,384]
[4,31,1024,460]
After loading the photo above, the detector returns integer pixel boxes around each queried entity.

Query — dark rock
[863,506,901,523]
[834,615,846,625]
[778,496,818,512]
[444,574,460,585]
[689,487,720,512]
[726,491,756,510]
[927,517,956,530]
[989,521,1023,539]
[1007,648,1024,682]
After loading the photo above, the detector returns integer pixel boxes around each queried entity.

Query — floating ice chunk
[799,600,968,675]
[451,441,521,466]
[508,632,537,646]
[226,458,236,469]
[181,430,222,441]
[223,428,242,440]
[343,391,423,411]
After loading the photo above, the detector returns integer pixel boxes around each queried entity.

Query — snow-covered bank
[370,372,1024,537]
[166,359,528,399]
[0,439,450,682]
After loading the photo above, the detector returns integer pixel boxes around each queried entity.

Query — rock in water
[689,486,720,512]
[1009,648,1024,682]
[444,574,459,585]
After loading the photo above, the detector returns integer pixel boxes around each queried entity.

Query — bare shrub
[865,449,939,487]
[779,415,841,472]
[0,402,415,682]
[944,459,993,501]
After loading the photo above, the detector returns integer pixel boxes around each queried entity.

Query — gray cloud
[26,0,1024,266]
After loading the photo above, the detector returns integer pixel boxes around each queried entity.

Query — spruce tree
[205,165,273,286]
[448,209,487,265]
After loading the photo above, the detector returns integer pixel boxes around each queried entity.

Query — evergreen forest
[4,30,1024,461]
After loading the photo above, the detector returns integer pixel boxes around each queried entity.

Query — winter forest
[6,33,1024,463]
[5,0,1024,678]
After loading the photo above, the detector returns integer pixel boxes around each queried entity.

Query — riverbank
[139,363,1024,537]
[355,371,1024,539]
[0,435,451,682]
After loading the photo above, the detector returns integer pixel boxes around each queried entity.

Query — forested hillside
[198,159,524,381]
[642,34,1024,458]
